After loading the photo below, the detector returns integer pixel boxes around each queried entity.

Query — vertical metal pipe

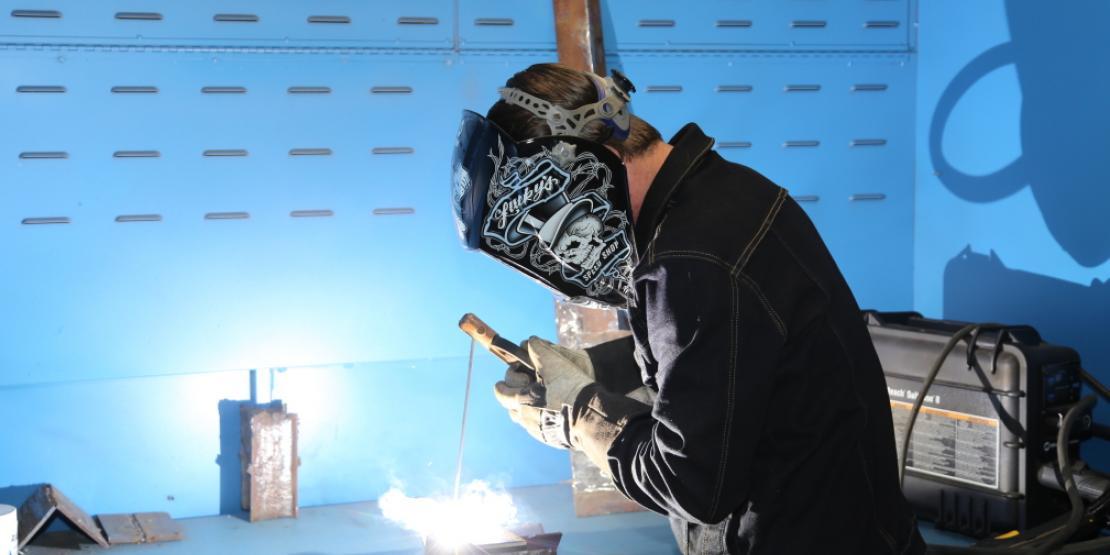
[551,0,645,518]
[553,0,606,75]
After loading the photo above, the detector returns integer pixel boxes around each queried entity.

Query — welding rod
[458,313,534,371]
[453,313,533,501]
[453,338,475,501]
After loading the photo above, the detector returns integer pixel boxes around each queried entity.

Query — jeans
[670,516,731,554]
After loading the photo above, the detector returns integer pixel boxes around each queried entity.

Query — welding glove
[493,364,572,449]
[524,336,595,411]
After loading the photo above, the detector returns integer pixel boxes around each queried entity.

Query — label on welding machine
[888,383,1000,489]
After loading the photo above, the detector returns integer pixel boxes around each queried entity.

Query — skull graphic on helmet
[552,214,605,271]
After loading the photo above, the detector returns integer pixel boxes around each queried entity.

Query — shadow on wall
[929,1,1110,267]
[217,399,248,519]
[944,247,1110,461]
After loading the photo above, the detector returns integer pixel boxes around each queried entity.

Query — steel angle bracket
[17,484,109,549]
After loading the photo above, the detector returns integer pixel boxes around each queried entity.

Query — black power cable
[906,326,1108,554]
[1034,395,1099,555]
[899,324,978,485]
[1080,369,1110,403]
[925,394,1109,554]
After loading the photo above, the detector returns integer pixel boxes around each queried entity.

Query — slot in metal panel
[19,151,68,159]
[785,84,821,92]
[288,86,331,94]
[111,86,158,94]
[290,209,333,218]
[21,216,71,225]
[373,207,416,216]
[784,140,821,148]
[115,214,162,223]
[115,12,162,21]
[396,16,438,25]
[213,13,259,23]
[203,149,248,157]
[851,139,889,147]
[474,18,513,27]
[865,20,901,29]
[307,15,350,25]
[458,1,554,48]
[204,211,250,220]
[113,150,160,158]
[288,148,332,156]
[850,193,888,201]
[717,85,754,93]
[10,9,61,18]
[201,86,247,94]
[791,20,828,29]
[371,86,413,94]
[16,85,65,93]
[371,147,415,155]
[853,83,889,92]
[718,141,753,149]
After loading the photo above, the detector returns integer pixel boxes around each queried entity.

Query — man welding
[451,64,925,555]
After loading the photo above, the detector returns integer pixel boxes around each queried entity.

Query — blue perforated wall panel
[615,53,914,310]
[0,0,918,517]
[1,48,559,385]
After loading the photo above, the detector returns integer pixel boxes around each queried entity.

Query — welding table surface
[23,483,970,554]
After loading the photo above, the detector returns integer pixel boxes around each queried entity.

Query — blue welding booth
[1,0,1109,552]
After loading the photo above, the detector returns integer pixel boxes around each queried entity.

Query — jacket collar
[633,123,715,255]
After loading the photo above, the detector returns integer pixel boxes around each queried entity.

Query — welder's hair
[486,63,663,160]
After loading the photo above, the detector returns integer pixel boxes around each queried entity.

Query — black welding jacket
[567,124,925,555]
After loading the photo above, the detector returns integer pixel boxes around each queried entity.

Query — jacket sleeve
[585,335,646,395]
[569,257,785,525]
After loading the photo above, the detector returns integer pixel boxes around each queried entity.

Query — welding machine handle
[864,310,1044,345]
[862,310,924,327]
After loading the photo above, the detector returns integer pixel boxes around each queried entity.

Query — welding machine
[865,311,1101,538]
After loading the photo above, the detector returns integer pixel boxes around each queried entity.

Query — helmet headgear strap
[499,70,636,140]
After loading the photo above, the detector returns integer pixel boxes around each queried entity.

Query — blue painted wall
[914,0,1110,466]
[0,1,918,518]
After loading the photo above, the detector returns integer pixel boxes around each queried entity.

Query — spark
[379,481,519,549]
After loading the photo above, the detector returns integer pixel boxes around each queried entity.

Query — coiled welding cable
[1080,369,1110,403]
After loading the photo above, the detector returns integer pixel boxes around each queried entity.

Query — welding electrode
[453,338,475,501]
[458,313,535,372]
[453,313,532,501]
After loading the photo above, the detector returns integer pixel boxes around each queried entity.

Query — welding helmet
[451,71,638,307]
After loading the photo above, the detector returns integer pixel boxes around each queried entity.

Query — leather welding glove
[493,364,572,450]
[525,336,595,411]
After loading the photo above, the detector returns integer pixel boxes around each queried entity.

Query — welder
[451,64,925,554]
